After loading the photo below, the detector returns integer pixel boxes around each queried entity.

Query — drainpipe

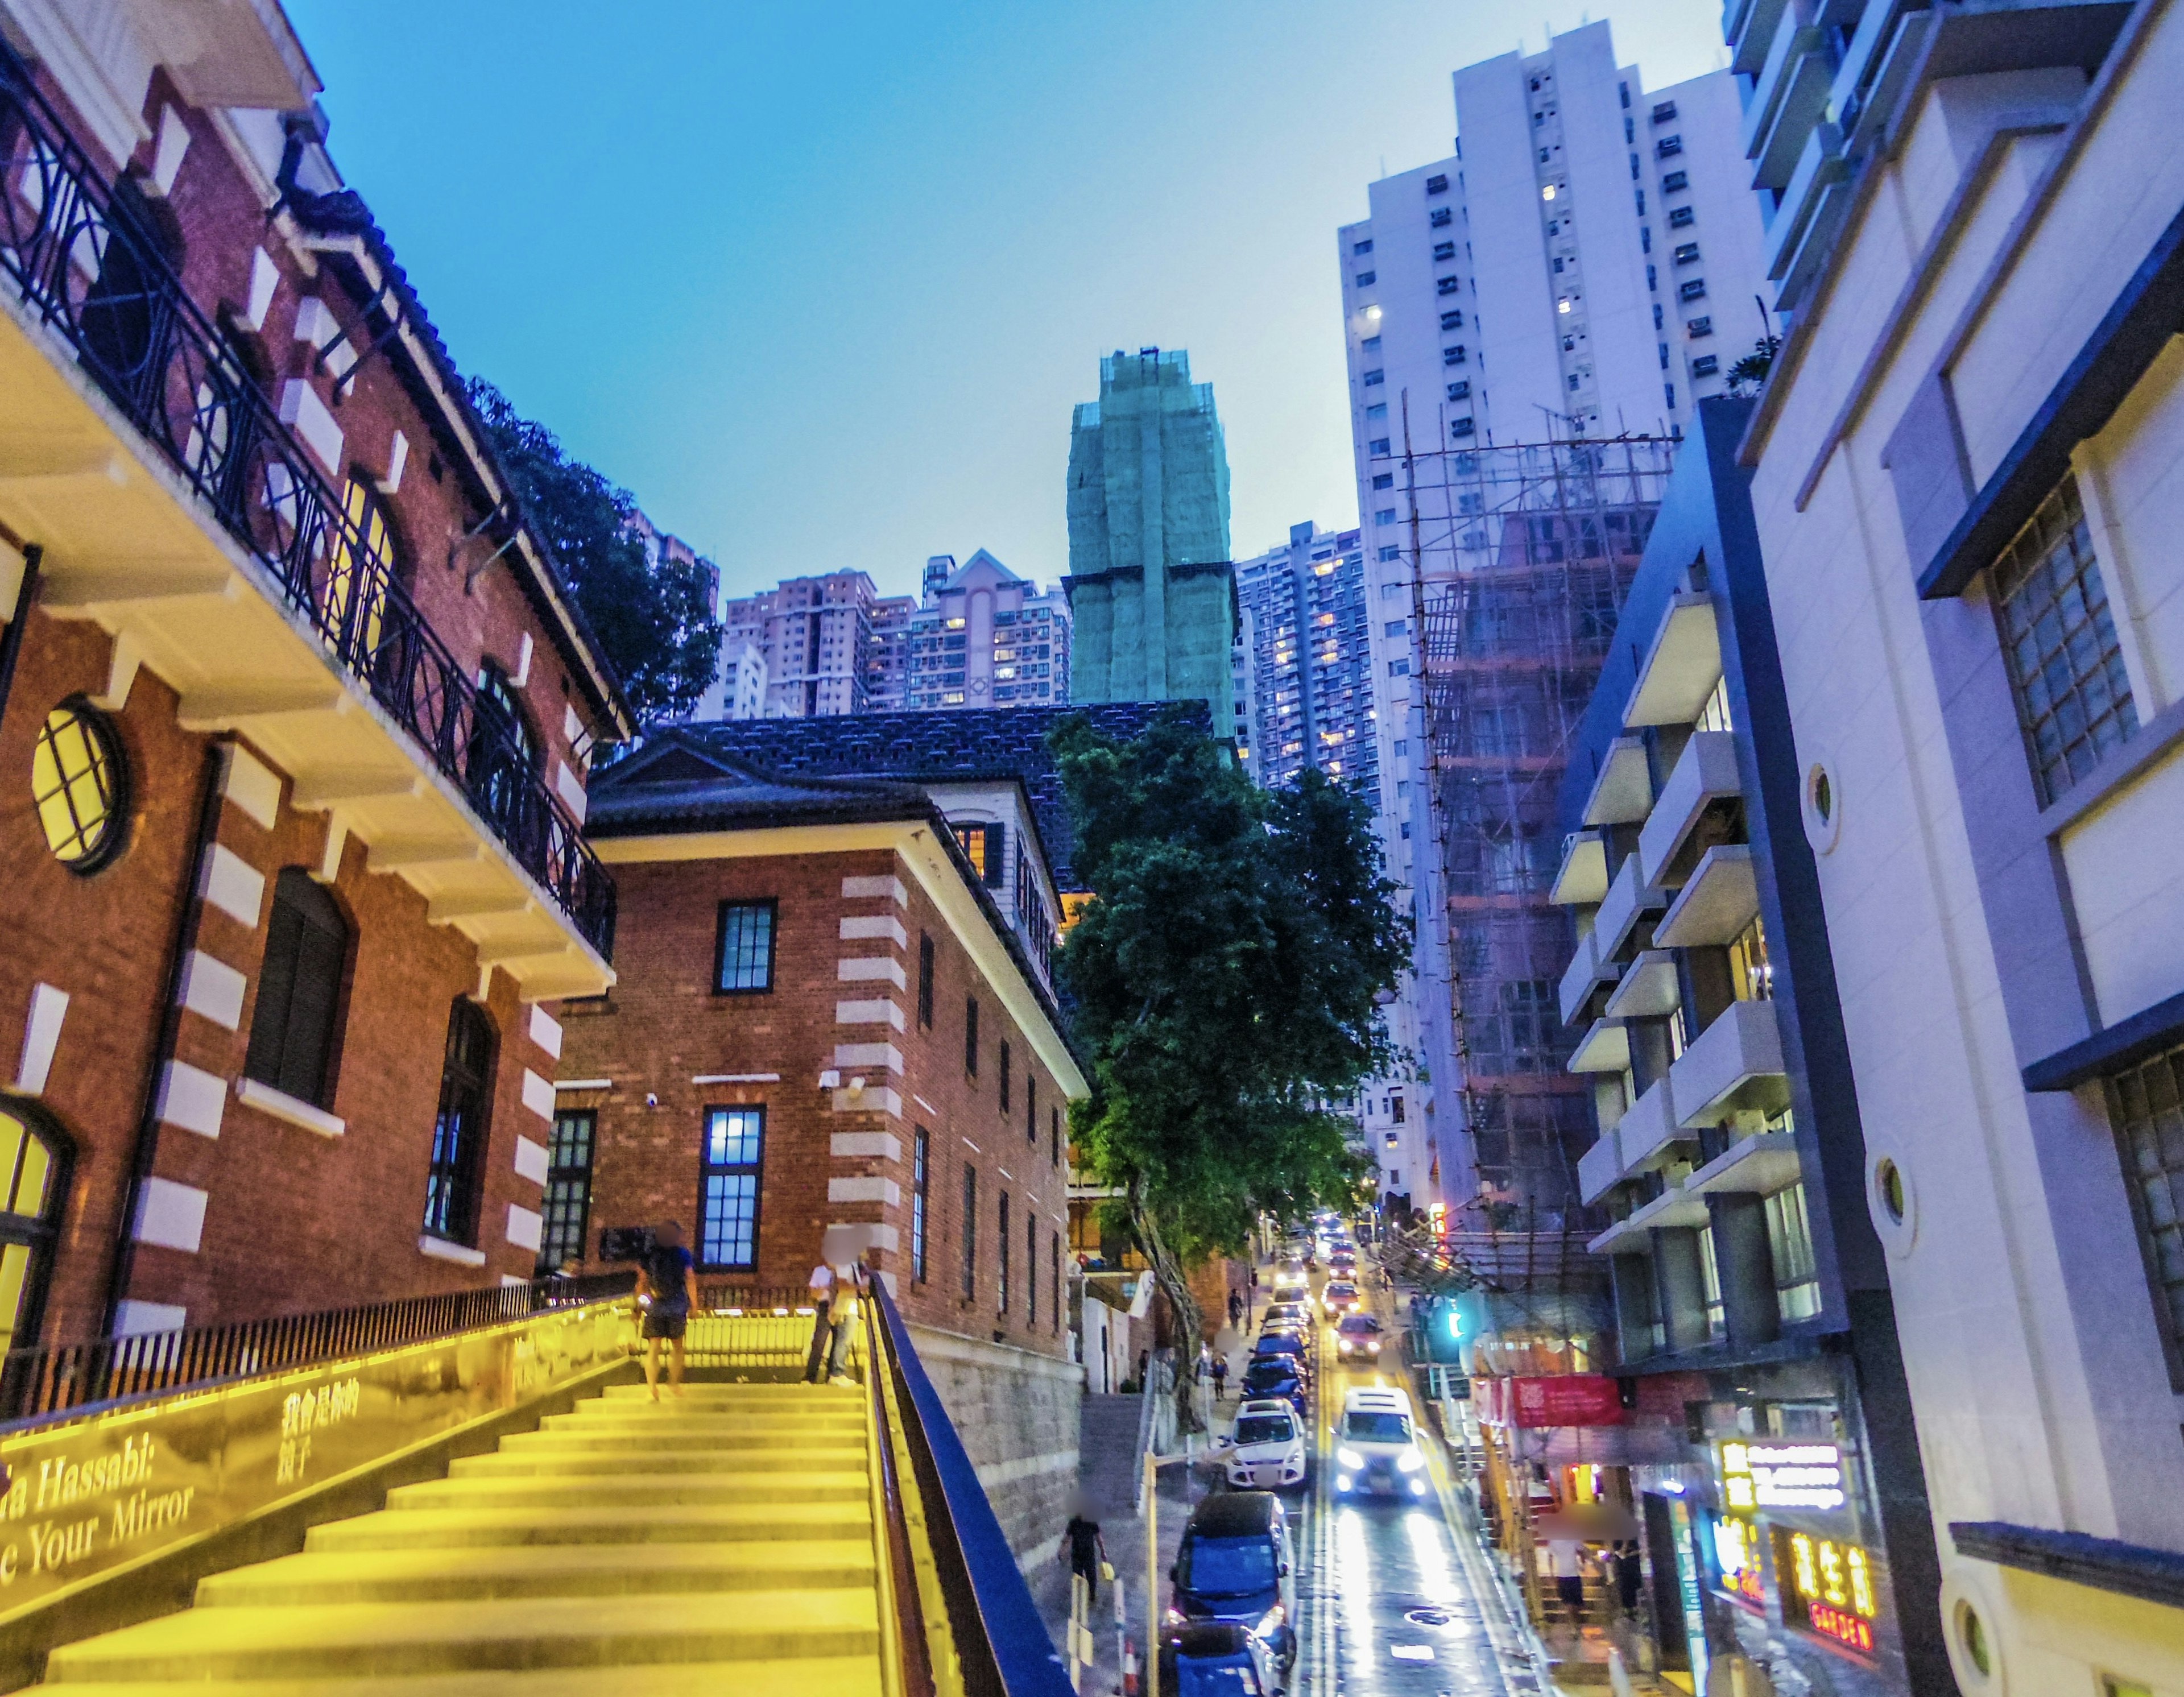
[0,543,44,736]
[102,736,233,1338]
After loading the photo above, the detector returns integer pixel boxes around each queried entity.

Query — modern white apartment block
[1231,522,1375,795]
[904,551,1072,712]
[1723,0,2184,1687]
[865,592,916,713]
[715,642,768,721]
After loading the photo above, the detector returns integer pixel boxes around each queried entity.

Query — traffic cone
[1122,1640,1140,1697]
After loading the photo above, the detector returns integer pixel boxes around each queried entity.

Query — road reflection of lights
[1334,1504,1375,1670]
[1405,1509,1464,1608]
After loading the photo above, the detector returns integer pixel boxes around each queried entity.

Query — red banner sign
[1507,1374,1627,1427]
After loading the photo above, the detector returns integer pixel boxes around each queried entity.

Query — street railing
[0,1269,636,1429]
[0,41,614,955]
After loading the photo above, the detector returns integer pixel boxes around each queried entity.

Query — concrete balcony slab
[1558,928,1617,1028]
[1551,828,1609,906]
[1637,731,1742,889]
[1594,852,1668,967]
[1606,949,1682,1019]
[1672,999,1790,1129]
[1686,1131,1803,1197]
[1617,1076,1686,1174]
[1578,1127,1625,1206]
[1623,592,1722,729]
[1656,845,1761,948]
[1588,1183,1710,1256]
[1581,736,1652,827]
[1568,1017,1631,1075]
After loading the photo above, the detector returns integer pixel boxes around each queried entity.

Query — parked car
[1239,1360,1309,1417]
[1271,1281,1310,1309]
[1252,1331,1311,1373]
[1167,1492,1297,1668]
[1219,1401,1308,1491]
[1333,1313,1384,1361]
[1334,1386,1428,1500]
[1161,1622,1284,1697]
[1259,1302,1311,1331]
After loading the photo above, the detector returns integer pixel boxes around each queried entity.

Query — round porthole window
[1869,1151,1917,1258]
[1804,758,1842,854]
[1942,1571,2007,1692]
[1876,1158,1905,1222]
[31,700,129,873]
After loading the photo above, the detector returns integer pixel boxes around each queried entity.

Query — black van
[1167,1492,1297,1668]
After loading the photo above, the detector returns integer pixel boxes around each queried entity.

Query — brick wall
[559,845,1073,1359]
[0,612,557,1344]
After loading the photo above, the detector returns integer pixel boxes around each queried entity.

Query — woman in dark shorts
[637,1220,700,1401]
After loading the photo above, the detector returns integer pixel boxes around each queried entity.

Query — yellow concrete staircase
[39,1380,887,1695]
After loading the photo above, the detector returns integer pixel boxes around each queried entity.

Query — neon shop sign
[1783,1532,1879,1658]
[1719,1440,1847,1512]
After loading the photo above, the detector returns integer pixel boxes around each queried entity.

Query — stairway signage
[0,1298,635,1624]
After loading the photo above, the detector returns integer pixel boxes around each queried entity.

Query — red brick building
[0,7,631,1350]
[560,735,1086,1355]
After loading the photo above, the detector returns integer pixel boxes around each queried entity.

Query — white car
[1334,1386,1429,1500]
[1222,1399,1308,1491]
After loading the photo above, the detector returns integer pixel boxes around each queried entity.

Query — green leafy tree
[468,379,722,724]
[1052,710,1410,1425]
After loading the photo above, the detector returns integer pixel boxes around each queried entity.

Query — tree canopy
[468,378,722,725]
[1052,708,1410,1417]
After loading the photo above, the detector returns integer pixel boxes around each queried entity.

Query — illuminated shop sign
[1719,1440,1847,1512]
[1709,1513,1767,1611]
[1777,1529,1879,1659]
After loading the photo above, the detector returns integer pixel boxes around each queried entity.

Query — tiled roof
[677,702,1209,888]
[586,745,936,836]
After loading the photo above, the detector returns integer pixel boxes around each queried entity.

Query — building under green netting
[1064,347,1236,739]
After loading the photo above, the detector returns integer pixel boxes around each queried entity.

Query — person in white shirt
[803,1260,837,1384]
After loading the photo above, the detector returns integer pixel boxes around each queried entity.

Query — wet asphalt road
[1263,1257,1548,1697]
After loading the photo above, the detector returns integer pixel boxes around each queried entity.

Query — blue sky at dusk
[288,1,1728,602]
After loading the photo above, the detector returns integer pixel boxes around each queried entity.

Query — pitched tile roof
[672,702,1209,887]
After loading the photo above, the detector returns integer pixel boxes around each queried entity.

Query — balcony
[1623,592,1721,728]
[0,53,613,991]
[1726,0,1792,76]
[1637,731,1742,888]
[1567,1016,1631,1074]
[1763,122,1851,309]
[1672,999,1790,1129]
[1589,1183,1709,1256]
[1605,949,1681,1019]
[1550,827,1609,905]
[1578,1125,1625,1206]
[1558,926,1619,1027]
[1581,735,1652,826]
[1687,1129,1802,1197]
[1656,844,1760,947]
[1593,851,1668,966]
[1616,1075,1686,1174]
[1745,15,1836,193]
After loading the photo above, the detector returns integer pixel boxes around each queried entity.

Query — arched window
[244,870,350,1108]
[0,1100,69,1358]
[423,999,497,1245]
[326,476,395,660]
[471,661,540,830]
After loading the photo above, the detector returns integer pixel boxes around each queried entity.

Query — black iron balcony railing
[0,47,614,957]
[0,1269,636,1427]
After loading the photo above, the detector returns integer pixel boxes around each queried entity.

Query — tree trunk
[1129,1177,1206,1437]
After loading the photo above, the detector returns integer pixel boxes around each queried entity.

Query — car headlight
[1164,1607,1186,1626]
[1254,1605,1286,1638]
[1337,1446,1366,1470]
[1397,1449,1424,1472]
[1366,1340,1380,1354]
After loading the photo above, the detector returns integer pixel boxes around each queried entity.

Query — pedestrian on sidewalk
[1611,1537,1643,1616]
[1211,1354,1228,1401]
[1228,1291,1243,1328]
[636,1221,698,1402]
[1061,1495,1110,1611]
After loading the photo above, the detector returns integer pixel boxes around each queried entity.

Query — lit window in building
[0,1102,65,1355]
[1695,672,1733,733]
[423,999,497,1245]
[700,1106,764,1269]
[715,900,777,993]
[1729,914,1773,1003]
[32,701,127,871]
[537,1109,596,1274]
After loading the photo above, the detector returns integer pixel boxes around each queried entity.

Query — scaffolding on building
[1396,423,1676,1293]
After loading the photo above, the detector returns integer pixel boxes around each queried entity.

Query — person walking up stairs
[32,1379,886,1694]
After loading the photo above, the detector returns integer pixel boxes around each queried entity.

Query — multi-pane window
[1765,1183,1821,1322]
[32,702,127,871]
[423,999,497,1244]
[700,1107,764,1269]
[536,1108,597,1274]
[1729,914,1773,1003]
[998,1191,1011,1315]
[1995,477,2137,801]
[246,869,351,1108]
[999,1042,1012,1114]
[961,1166,978,1301]
[1027,1074,1037,1144]
[1695,672,1733,734]
[954,822,1005,887]
[715,900,777,994]
[0,1104,65,1355]
[918,933,935,1028]
[2105,1042,2184,1387]
[912,1127,930,1283]
[1698,1223,1727,1342]
[965,996,980,1077]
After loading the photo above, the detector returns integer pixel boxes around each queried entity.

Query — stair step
[597,1384,862,1402]
[44,1592,879,1681]
[450,1445,858,1479]
[40,1654,883,1697]
[386,1472,867,1511]
[306,1501,872,1551]
[507,1426,859,1452]
[197,1539,876,1605]
[544,1414,863,1437]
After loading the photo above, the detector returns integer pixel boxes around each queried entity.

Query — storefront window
[1765,1183,1821,1321]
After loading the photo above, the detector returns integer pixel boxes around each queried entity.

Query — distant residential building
[627,506,714,605]
[1232,523,1375,795]
[716,643,768,721]
[1065,348,1237,738]
[709,570,890,719]
[1232,609,1260,781]
[866,594,916,713]
[905,551,1072,712]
